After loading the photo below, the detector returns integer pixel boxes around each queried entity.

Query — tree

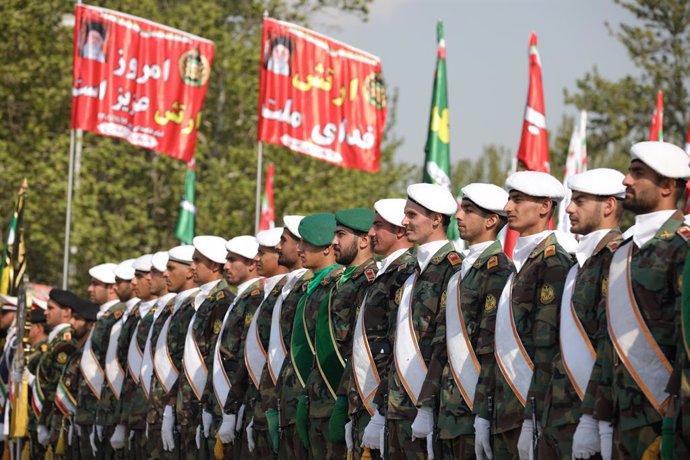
[0,0,412,291]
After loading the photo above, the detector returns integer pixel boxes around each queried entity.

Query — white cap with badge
[257,228,284,248]
[193,236,228,264]
[89,262,117,284]
[374,198,407,227]
[505,171,565,201]
[406,183,458,216]
[630,141,690,179]
[461,183,510,215]
[567,168,626,198]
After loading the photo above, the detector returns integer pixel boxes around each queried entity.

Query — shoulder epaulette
[215,291,225,301]
[62,331,72,342]
[447,252,462,266]
[365,268,376,282]
[544,245,556,259]
[113,310,123,320]
[606,240,621,252]
[486,256,498,269]
[677,225,690,241]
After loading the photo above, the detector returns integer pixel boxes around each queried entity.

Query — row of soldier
[1,139,689,460]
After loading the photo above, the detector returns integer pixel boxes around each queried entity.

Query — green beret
[335,208,375,233]
[299,213,336,247]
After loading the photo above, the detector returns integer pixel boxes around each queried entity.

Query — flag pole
[255,141,263,234]
[62,129,77,289]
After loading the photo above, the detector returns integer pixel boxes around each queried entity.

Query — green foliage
[0,0,406,293]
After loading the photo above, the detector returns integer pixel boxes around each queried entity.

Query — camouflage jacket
[387,242,462,421]
[277,266,343,426]
[114,302,143,426]
[36,325,78,427]
[124,305,158,430]
[344,250,416,415]
[589,212,690,431]
[306,258,378,419]
[177,279,234,429]
[423,240,513,439]
[54,345,83,434]
[546,229,622,428]
[27,338,47,430]
[491,233,573,434]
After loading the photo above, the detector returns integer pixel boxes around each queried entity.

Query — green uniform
[27,337,48,459]
[58,346,84,460]
[386,242,462,460]
[540,229,621,459]
[586,212,690,458]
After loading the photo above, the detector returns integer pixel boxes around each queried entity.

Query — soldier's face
[566,191,603,235]
[298,240,327,270]
[45,299,66,328]
[456,199,488,243]
[70,316,92,340]
[257,246,281,277]
[87,278,109,305]
[114,278,133,301]
[402,200,436,244]
[368,213,398,256]
[622,160,665,214]
[278,230,300,268]
[132,271,153,300]
[332,226,358,265]
[191,251,220,285]
[504,191,549,235]
[150,269,167,295]
[165,261,191,292]
[224,252,253,285]
[28,323,45,346]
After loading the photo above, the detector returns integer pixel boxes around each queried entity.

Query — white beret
[226,235,259,260]
[630,141,690,179]
[168,245,195,265]
[0,294,17,311]
[567,168,626,198]
[461,183,509,215]
[283,215,305,238]
[132,255,153,273]
[406,183,458,216]
[193,236,227,264]
[114,259,136,281]
[505,171,565,201]
[88,262,117,284]
[151,251,169,272]
[374,198,407,227]
[257,227,284,248]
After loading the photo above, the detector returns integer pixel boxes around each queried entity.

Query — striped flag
[557,111,587,234]
[259,162,276,231]
[649,90,663,141]
[0,179,28,296]
[175,160,196,244]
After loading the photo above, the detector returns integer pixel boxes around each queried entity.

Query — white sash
[267,270,305,384]
[494,274,534,406]
[212,297,242,409]
[352,291,380,415]
[80,329,104,399]
[393,272,427,404]
[559,265,596,401]
[104,319,125,399]
[182,311,207,400]
[140,319,157,398]
[445,271,480,410]
[127,324,145,385]
[244,302,268,390]
[607,242,672,414]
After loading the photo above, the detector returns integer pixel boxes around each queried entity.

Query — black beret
[30,308,46,324]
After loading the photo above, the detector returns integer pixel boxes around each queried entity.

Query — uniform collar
[575,228,612,267]
[263,274,286,299]
[377,248,409,278]
[48,323,71,343]
[461,240,494,279]
[631,209,677,248]
[513,230,552,273]
[98,299,119,319]
[235,277,261,299]
[154,293,176,318]
[417,240,449,273]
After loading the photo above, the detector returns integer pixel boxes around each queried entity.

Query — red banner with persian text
[257,18,387,172]
[71,5,215,162]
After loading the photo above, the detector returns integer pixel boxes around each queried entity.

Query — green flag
[175,161,196,244]
[423,21,459,241]
[1,179,27,296]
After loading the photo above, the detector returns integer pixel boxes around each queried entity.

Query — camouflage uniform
[540,229,621,459]
[306,259,377,459]
[586,212,690,458]
[338,250,415,460]
[57,347,84,460]
[386,242,462,460]
[177,280,234,459]
[203,278,263,456]
[481,233,572,459]
[27,337,48,459]
[258,269,312,460]
[277,266,342,459]
[417,241,513,460]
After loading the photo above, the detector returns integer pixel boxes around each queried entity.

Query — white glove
[361,410,385,451]
[572,414,600,458]
[473,416,493,459]
[145,422,149,440]
[89,425,98,455]
[426,433,435,459]
[96,424,104,441]
[195,424,201,449]
[37,424,49,447]
[129,430,135,450]
[202,409,213,438]
[236,404,246,431]
[517,419,533,460]
[75,423,83,438]
[218,413,237,444]
[410,406,434,440]
[110,424,126,450]
[345,420,353,451]
[162,405,176,451]
[68,422,74,446]
[598,420,613,460]
[246,417,255,452]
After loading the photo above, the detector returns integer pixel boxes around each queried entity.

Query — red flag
[505,32,551,258]
[257,18,387,172]
[71,5,215,162]
[259,163,275,231]
[649,90,664,141]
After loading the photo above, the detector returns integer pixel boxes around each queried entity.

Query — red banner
[71,5,215,162]
[257,18,387,172]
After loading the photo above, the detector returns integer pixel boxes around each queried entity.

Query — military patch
[57,352,68,365]
[245,314,253,327]
[432,255,442,265]
[395,288,403,305]
[601,276,608,297]
[216,291,225,301]
[447,252,461,266]
[365,269,376,282]
[486,256,498,269]
[540,283,555,304]
[151,307,157,314]
[660,230,674,239]
[441,290,447,307]
[213,319,222,335]
[102,311,110,318]
[114,310,123,320]
[63,331,71,341]
[677,226,690,241]
[544,245,556,258]
[40,343,48,352]
[485,294,497,312]
[251,289,261,297]
[606,240,620,252]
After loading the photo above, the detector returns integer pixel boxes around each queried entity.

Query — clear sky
[313,0,639,165]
